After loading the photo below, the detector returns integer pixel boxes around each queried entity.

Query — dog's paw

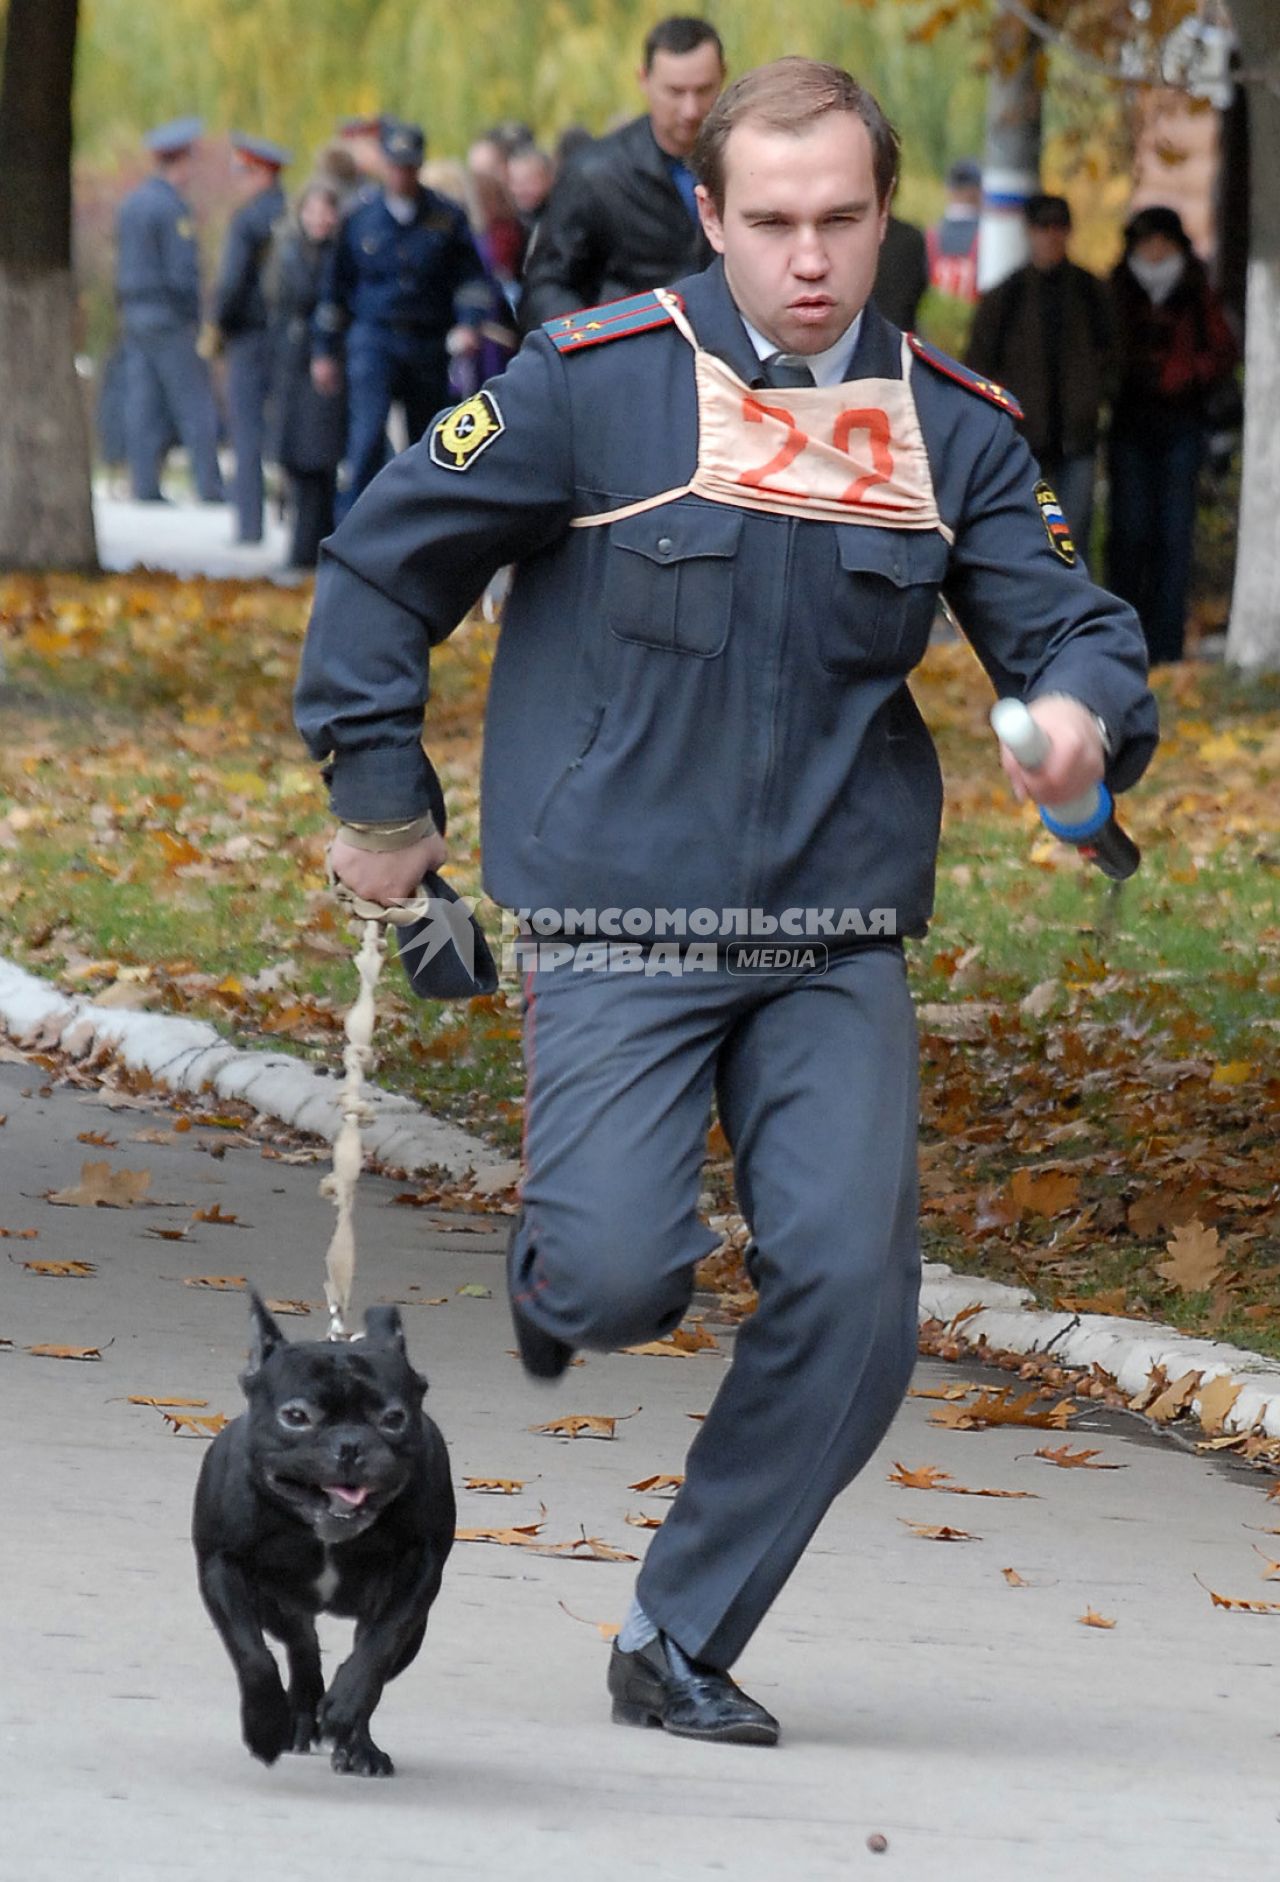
[241,1676,292,1766]
[330,1729,394,1778]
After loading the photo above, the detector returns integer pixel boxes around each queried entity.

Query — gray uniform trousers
[225,331,270,542]
[510,942,921,1668]
[124,327,224,503]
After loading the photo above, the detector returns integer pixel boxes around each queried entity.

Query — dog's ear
[362,1303,407,1352]
[363,1304,429,1399]
[241,1290,286,1388]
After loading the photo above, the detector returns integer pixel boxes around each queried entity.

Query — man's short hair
[693,57,900,213]
[1025,193,1071,230]
[643,15,725,72]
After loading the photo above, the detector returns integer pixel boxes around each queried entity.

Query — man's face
[1028,223,1070,271]
[385,162,419,197]
[640,42,725,159]
[509,151,552,215]
[697,113,888,356]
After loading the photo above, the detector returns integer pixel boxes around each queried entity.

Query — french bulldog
[192,1293,454,1777]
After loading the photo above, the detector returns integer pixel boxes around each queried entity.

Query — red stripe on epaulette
[544,291,682,354]
[907,333,1025,421]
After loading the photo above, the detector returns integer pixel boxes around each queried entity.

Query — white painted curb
[920,1264,1280,1442]
[0,957,498,1179]
[4,955,1279,1439]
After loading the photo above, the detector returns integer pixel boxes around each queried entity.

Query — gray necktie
[763,352,816,389]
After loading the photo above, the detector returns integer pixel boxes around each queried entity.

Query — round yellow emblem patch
[429,390,505,472]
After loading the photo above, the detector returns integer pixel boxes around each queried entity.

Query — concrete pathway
[93,492,296,583]
[3,1055,1278,1882]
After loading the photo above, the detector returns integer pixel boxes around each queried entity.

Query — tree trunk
[0,0,97,572]
[1225,0,1280,672]
[977,12,1043,291]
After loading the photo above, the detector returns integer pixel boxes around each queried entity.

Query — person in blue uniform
[296,59,1157,1749]
[211,133,290,544]
[311,119,490,512]
[114,118,224,503]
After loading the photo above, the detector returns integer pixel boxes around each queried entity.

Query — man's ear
[696,183,726,255]
[241,1290,286,1389]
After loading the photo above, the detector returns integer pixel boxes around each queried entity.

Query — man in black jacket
[212,134,290,542]
[519,16,724,330]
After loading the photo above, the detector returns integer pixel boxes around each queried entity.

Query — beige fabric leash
[320,878,434,1340]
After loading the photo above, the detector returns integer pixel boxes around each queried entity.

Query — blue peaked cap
[145,117,203,155]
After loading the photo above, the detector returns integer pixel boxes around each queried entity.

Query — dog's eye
[380,1406,408,1433]
[278,1403,313,1429]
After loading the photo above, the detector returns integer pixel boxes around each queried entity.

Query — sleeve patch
[544,289,681,354]
[428,390,505,471]
[1034,480,1077,565]
[908,334,1025,420]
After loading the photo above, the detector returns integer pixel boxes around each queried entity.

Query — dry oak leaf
[1252,1545,1280,1580]
[623,1323,718,1358]
[900,1520,980,1542]
[183,1275,248,1291]
[930,1387,1074,1432]
[536,1534,639,1563]
[145,1226,191,1242]
[76,1131,117,1147]
[21,1260,96,1278]
[558,1601,620,1641]
[1079,1609,1117,1629]
[192,1203,242,1227]
[1032,1445,1126,1470]
[28,1344,101,1361]
[625,1512,664,1529]
[456,1522,545,1547]
[1146,1368,1203,1424]
[1196,1373,1244,1437]
[1002,1567,1030,1587]
[1195,1575,1280,1614]
[463,1477,526,1495]
[128,1395,208,1408]
[162,1412,228,1437]
[1156,1221,1223,1295]
[909,1384,974,1402]
[46,1161,152,1209]
[887,1462,1037,1499]
[0,1227,38,1239]
[529,1413,632,1440]
[263,1298,314,1317]
[627,1474,684,1496]
[1008,1167,1081,1219]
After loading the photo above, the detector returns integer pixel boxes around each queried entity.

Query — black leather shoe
[507,1220,574,1381]
[607,1632,780,1745]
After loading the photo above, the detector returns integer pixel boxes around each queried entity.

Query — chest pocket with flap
[605,505,743,658]
[819,525,951,677]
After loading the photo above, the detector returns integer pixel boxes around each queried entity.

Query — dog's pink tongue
[326,1484,370,1508]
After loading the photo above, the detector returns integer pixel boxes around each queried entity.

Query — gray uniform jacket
[115,175,202,333]
[296,260,1157,941]
[213,183,286,337]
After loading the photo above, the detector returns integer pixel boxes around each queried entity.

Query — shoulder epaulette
[907,334,1024,421]
[544,289,681,355]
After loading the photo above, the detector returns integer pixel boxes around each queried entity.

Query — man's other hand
[311,357,342,396]
[1000,696,1105,808]
[328,831,448,906]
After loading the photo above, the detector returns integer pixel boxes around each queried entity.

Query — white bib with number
[571,289,950,542]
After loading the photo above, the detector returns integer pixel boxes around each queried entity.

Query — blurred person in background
[211,133,290,544]
[269,178,347,569]
[114,117,224,502]
[1106,204,1238,664]
[872,213,928,330]
[508,145,556,251]
[926,156,982,303]
[519,15,724,330]
[966,194,1112,561]
[311,119,490,511]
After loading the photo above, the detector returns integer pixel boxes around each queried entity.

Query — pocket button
[655,536,673,557]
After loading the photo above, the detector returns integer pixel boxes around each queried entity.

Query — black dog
[193,1293,454,1776]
